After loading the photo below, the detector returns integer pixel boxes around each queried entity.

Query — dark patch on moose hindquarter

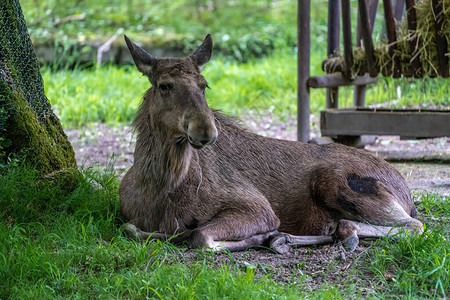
[347,174,379,195]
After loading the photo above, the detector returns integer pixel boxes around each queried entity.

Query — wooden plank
[353,86,367,107]
[320,109,450,138]
[308,74,378,88]
[297,0,311,142]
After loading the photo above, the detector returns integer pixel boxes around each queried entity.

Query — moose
[119,34,423,253]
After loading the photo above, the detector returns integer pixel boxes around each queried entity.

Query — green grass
[42,65,148,126]
[1,163,449,298]
[362,192,450,298]
[42,51,449,128]
[0,163,303,299]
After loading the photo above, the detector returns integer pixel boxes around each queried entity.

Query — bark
[0,0,79,186]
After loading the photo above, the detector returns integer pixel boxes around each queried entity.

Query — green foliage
[42,52,450,128]
[417,191,450,218]
[1,163,449,298]
[20,0,305,62]
[20,0,448,128]
[41,65,148,127]
[0,163,302,299]
[364,192,450,298]
[366,229,449,298]
[198,50,299,116]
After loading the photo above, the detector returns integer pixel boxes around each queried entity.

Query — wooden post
[356,0,379,45]
[383,0,401,77]
[358,0,378,77]
[326,0,340,109]
[405,0,422,77]
[431,0,449,77]
[354,0,378,107]
[341,0,353,79]
[297,0,310,142]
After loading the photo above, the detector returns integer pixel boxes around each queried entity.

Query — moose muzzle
[187,117,218,149]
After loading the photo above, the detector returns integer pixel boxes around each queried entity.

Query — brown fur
[119,35,423,251]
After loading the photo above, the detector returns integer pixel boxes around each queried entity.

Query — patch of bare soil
[181,244,378,293]
[64,114,448,293]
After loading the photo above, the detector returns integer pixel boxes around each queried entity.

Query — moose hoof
[335,220,360,252]
[342,235,359,252]
[269,234,292,254]
[122,223,142,240]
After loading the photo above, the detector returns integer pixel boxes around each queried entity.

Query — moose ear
[124,35,156,75]
[191,34,213,72]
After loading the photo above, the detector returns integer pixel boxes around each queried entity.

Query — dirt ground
[64,115,449,294]
[183,242,386,294]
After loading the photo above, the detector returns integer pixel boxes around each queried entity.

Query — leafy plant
[41,52,449,128]
[21,0,302,62]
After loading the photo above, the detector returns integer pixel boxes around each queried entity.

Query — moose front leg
[122,223,162,241]
[269,234,334,254]
[122,223,188,244]
[188,207,281,252]
[205,232,278,252]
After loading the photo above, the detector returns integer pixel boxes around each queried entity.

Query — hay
[324,0,450,78]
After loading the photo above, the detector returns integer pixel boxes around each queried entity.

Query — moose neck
[133,104,194,198]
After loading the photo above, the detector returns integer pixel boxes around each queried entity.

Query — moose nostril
[200,139,210,146]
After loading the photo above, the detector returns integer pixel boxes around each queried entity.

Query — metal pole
[297,0,310,142]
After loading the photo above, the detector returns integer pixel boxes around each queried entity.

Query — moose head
[124,34,218,149]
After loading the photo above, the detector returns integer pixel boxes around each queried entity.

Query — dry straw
[323,0,450,78]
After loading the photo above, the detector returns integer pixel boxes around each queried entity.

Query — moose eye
[158,83,172,96]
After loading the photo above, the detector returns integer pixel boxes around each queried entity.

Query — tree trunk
[0,0,79,185]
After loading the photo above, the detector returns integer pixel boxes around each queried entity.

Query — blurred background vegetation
[20,0,449,128]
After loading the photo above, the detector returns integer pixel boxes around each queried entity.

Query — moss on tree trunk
[0,0,79,187]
